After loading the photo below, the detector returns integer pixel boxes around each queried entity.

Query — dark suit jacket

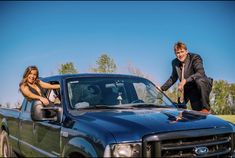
[161,53,207,91]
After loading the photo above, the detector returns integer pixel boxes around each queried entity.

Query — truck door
[33,89,61,157]
[33,120,61,157]
[18,100,37,156]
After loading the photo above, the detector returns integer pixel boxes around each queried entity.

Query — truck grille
[143,128,234,157]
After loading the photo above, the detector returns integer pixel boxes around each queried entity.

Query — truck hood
[76,108,231,142]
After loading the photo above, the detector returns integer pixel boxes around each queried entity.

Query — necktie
[181,63,185,81]
[179,63,185,103]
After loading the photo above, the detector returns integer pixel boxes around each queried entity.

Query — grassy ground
[215,115,235,124]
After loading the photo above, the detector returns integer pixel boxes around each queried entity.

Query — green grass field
[215,115,235,124]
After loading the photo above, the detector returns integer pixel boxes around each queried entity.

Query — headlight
[104,142,141,157]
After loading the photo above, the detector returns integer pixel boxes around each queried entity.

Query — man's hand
[178,79,186,92]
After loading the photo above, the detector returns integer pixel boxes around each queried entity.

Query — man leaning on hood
[160,41,213,113]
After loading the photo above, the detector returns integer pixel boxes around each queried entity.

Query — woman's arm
[39,80,60,89]
[20,85,49,105]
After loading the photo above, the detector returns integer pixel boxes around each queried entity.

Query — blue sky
[1,1,235,105]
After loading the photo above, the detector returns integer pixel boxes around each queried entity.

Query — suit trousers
[184,77,213,111]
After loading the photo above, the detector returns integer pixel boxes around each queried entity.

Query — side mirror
[31,100,59,121]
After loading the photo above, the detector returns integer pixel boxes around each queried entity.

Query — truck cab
[0,73,235,157]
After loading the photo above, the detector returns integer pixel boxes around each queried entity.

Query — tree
[165,84,178,103]
[127,63,145,78]
[229,83,235,114]
[127,62,158,83]
[210,80,232,114]
[58,62,78,74]
[91,54,117,73]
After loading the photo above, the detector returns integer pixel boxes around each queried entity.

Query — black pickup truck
[0,73,234,157]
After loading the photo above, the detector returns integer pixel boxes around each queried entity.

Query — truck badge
[194,146,209,155]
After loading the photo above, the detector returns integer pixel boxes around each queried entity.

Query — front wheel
[0,130,15,157]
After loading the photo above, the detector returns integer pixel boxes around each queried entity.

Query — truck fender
[62,137,98,157]
[0,118,9,134]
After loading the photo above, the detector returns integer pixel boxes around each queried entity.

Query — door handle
[19,121,22,129]
[33,123,36,135]
[61,131,68,137]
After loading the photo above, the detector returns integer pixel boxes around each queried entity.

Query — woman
[19,65,60,105]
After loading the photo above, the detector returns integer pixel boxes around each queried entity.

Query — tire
[0,130,16,157]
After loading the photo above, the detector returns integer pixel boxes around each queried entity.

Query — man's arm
[161,60,178,91]
[186,54,206,83]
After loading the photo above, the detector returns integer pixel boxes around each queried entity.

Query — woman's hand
[39,96,49,106]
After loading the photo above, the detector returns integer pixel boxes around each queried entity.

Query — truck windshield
[66,77,174,110]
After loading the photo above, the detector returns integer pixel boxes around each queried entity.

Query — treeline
[1,54,234,115]
[58,54,117,74]
[211,80,235,114]
[165,81,235,115]
[58,53,235,115]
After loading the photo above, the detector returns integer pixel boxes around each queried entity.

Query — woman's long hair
[19,65,39,90]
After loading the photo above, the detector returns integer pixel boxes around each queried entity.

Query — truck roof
[42,73,147,81]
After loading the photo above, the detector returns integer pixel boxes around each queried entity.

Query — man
[160,41,213,113]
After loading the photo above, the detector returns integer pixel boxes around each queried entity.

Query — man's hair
[174,41,187,52]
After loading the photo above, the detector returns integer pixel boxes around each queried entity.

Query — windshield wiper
[130,103,172,108]
[76,104,133,110]
[76,103,172,110]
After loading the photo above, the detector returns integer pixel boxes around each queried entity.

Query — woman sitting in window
[19,65,60,106]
